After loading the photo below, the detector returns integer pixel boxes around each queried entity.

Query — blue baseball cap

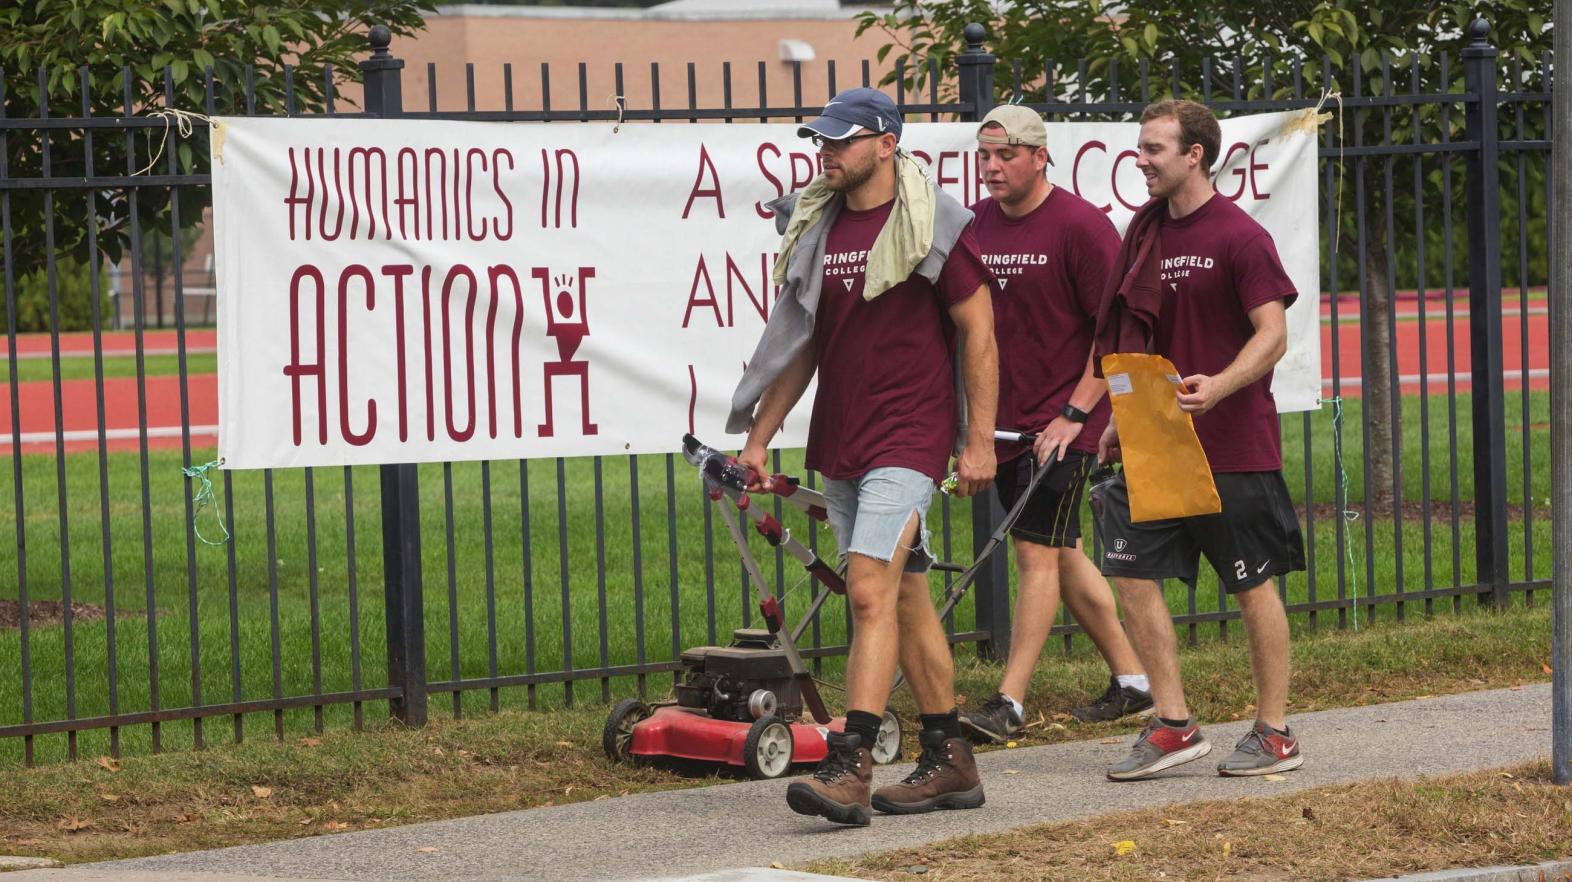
[798,87,903,142]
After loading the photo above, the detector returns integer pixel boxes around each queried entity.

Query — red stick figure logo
[532,266,598,437]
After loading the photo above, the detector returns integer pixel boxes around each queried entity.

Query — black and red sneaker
[1106,717,1211,781]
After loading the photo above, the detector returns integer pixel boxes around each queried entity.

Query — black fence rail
[0,20,1553,765]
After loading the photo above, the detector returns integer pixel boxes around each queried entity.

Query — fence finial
[963,22,987,52]
[1466,18,1491,46]
[368,24,393,57]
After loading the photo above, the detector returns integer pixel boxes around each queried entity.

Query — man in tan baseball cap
[959,102,1158,745]
[977,103,1048,147]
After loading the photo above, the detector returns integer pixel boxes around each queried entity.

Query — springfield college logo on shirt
[982,251,1050,288]
[824,249,869,291]
[1160,254,1217,289]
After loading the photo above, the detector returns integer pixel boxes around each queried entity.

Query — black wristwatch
[1061,403,1090,424]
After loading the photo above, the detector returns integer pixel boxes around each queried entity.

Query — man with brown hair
[1095,99,1307,781]
[959,105,1154,745]
[731,88,998,824]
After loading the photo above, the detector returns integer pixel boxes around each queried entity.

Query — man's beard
[826,155,877,193]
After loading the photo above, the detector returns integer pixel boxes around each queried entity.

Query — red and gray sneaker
[1106,717,1211,781]
[1217,721,1304,777]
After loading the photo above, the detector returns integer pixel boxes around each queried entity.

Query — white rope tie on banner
[608,93,625,133]
[133,106,221,176]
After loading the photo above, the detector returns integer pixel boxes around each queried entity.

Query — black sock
[1158,715,1190,729]
[920,709,962,740]
[843,710,883,748]
[1269,723,1291,738]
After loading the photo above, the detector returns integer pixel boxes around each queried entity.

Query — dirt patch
[0,601,141,630]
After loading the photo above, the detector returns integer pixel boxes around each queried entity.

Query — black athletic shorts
[992,449,1096,548]
[1093,469,1306,593]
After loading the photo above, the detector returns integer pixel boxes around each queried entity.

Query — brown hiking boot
[871,729,985,814]
[785,731,872,826]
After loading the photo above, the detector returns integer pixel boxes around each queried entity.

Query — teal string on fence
[181,458,231,546]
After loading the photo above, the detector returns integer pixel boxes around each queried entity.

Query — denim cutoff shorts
[820,466,936,574]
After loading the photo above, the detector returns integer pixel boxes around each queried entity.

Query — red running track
[1323,309,1549,394]
[2,329,216,358]
[0,315,1551,454]
[1,374,217,454]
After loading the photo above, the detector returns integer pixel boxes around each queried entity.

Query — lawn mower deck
[604,623,902,779]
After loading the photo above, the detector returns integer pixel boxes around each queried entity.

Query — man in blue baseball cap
[796,86,904,141]
[731,87,999,825]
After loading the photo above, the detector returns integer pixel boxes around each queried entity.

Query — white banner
[212,112,1319,469]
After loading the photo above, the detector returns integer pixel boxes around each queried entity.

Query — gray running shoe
[959,693,1023,744]
[1217,721,1304,777]
[1070,676,1156,723]
[1106,717,1211,781]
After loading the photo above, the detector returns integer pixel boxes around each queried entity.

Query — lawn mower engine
[674,628,803,724]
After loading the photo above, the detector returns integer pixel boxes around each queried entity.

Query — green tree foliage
[856,0,1551,290]
[1,0,435,286]
[858,1,1552,510]
[857,2,1550,105]
[12,260,110,333]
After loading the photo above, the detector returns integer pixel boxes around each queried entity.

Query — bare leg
[1235,580,1290,730]
[1058,541,1144,677]
[842,514,917,715]
[997,539,1061,702]
[1111,577,1189,721]
[896,565,956,715]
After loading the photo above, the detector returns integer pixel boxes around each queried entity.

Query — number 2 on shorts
[1234,559,1248,581]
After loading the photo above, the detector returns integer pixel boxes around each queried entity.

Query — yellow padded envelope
[1101,353,1222,523]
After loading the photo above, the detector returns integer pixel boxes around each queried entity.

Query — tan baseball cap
[977,105,1046,147]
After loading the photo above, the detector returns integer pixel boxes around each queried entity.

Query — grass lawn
[0,601,1552,864]
[6,353,217,385]
[0,388,1552,765]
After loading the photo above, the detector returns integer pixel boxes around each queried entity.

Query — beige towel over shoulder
[770,149,935,301]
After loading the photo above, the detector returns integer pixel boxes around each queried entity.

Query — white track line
[1,425,217,446]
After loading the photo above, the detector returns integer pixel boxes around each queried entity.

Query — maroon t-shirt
[1154,194,1298,472]
[805,200,991,482]
[971,188,1118,462]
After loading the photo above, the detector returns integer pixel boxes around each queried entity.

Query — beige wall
[386,13,901,117]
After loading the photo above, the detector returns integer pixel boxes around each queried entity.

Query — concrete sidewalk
[4,684,1551,882]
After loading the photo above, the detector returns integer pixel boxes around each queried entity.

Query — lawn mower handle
[682,433,800,494]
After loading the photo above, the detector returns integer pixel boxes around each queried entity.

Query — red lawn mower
[602,432,1046,779]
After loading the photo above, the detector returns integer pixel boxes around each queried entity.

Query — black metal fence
[0,20,1553,765]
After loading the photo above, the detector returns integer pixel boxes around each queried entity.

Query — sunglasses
[810,132,884,150]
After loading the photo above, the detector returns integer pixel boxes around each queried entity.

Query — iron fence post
[1550,0,1571,785]
[956,22,997,121]
[361,26,427,726]
[1461,19,1511,608]
[955,23,1011,660]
